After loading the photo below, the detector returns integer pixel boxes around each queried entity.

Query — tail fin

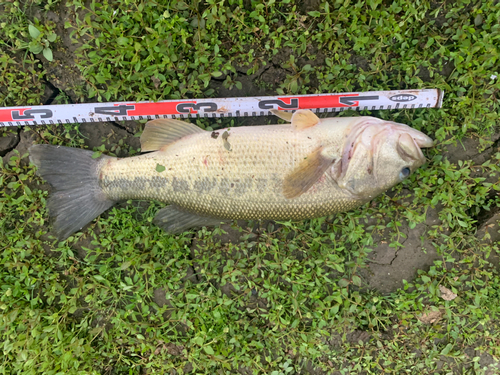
[29,144,115,240]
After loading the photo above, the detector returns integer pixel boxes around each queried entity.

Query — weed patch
[1,0,500,373]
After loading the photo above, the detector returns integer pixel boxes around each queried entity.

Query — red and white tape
[0,89,443,127]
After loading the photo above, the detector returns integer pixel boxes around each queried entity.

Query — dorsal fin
[270,109,293,122]
[291,110,320,130]
[140,119,205,152]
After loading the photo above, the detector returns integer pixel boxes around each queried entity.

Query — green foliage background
[1,0,500,374]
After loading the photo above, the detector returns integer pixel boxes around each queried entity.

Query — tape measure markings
[0,89,443,127]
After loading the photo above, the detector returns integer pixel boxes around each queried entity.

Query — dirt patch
[78,121,141,155]
[359,207,442,294]
[209,63,282,100]
[475,212,500,269]
[443,134,500,166]
[2,128,39,166]
[27,4,88,102]
[298,0,321,13]
[152,287,176,320]
[71,233,99,259]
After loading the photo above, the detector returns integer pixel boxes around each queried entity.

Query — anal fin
[154,205,226,234]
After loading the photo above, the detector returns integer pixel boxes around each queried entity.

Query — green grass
[1,0,500,374]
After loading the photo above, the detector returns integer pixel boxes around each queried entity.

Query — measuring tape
[0,89,443,127]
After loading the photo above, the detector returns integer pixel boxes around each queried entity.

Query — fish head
[334,117,433,199]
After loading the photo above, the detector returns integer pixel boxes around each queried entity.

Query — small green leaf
[211,71,223,77]
[47,32,57,42]
[192,336,204,346]
[29,43,44,54]
[474,14,483,26]
[156,164,166,172]
[440,343,453,355]
[421,275,431,283]
[307,11,321,17]
[43,48,53,62]
[7,181,20,190]
[92,151,102,159]
[175,1,188,10]
[204,345,214,355]
[338,278,349,287]
[29,25,41,39]
[352,275,362,286]
[120,261,132,270]
[117,37,129,46]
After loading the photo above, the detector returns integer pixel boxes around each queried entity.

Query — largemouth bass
[29,110,433,240]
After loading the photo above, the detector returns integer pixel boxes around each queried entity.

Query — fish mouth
[412,133,434,148]
[396,126,434,163]
[388,121,434,150]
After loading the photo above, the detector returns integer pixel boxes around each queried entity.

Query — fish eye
[400,167,411,179]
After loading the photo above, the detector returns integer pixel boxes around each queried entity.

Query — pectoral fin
[283,146,337,199]
[154,205,226,233]
[141,119,205,152]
